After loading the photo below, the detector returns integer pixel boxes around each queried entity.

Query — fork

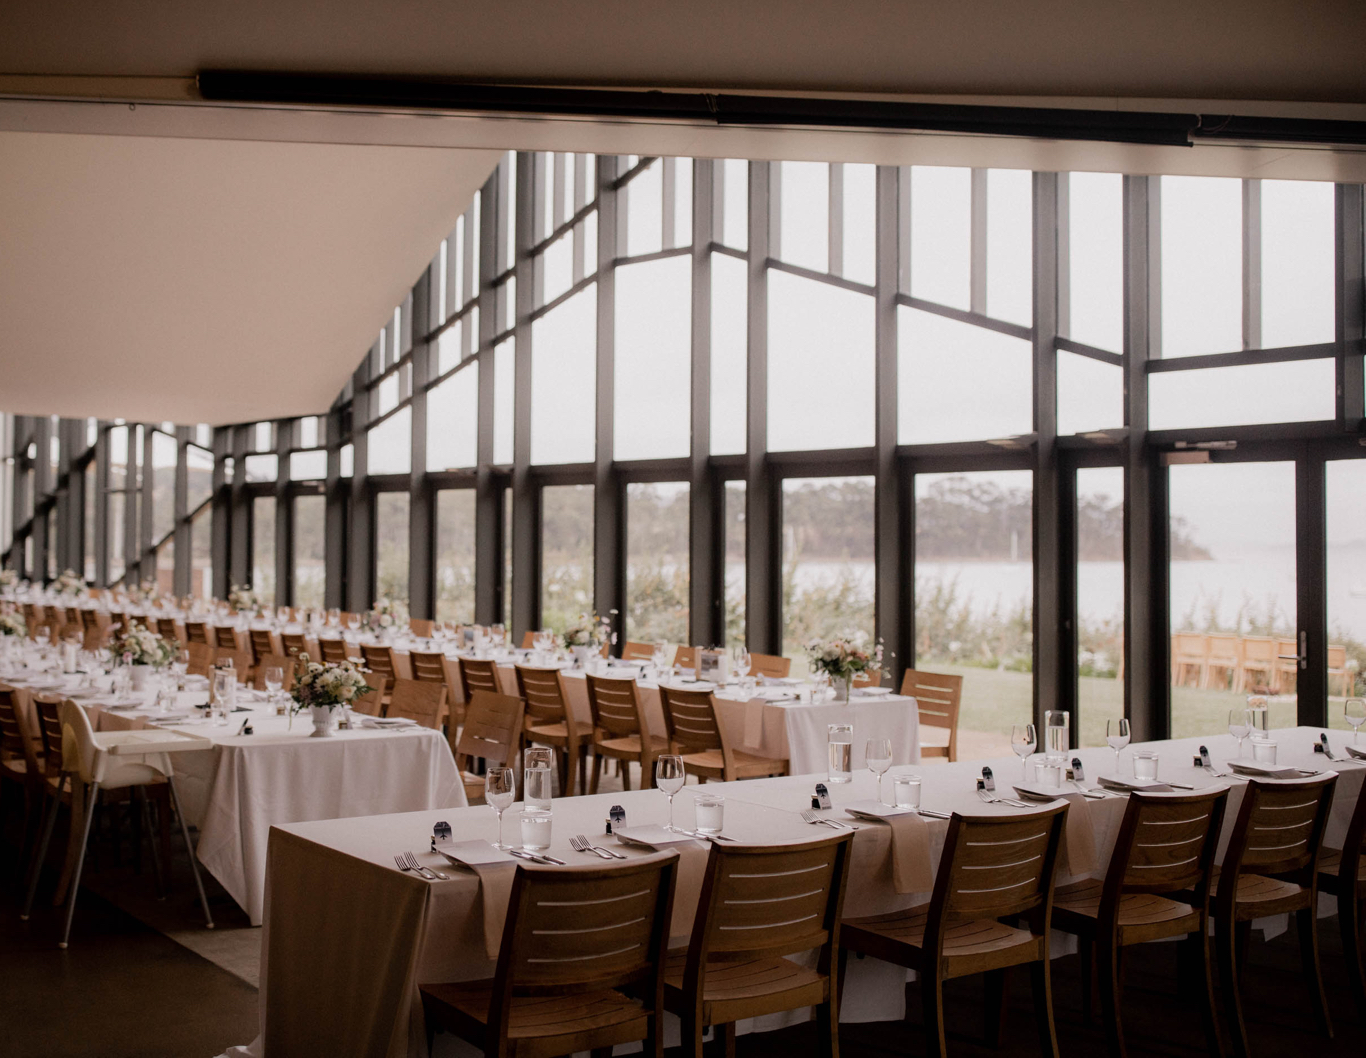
[403,851,447,880]
[800,808,859,830]
[571,834,623,860]
[977,788,1029,809]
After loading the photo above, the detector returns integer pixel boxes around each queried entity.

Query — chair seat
[528,720,593,743]
[460,771,485,802]
[1207,867,1311,917]
[596,733,669,758]
[679,747,788,779]
[1318,846,1366,884]
[1053,878,1200,941]
[421,979,650,1056]
[663,952,827,1025]
[919,727,952,749]
[841,903,1042,976]
[1,755,28,780]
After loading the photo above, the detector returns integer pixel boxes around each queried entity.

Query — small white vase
[310,704,337,738]
[571,645,590,667]
[131,665,150,692]
[832,677,851,705]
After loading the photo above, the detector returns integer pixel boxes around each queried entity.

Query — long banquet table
[236,725,1365,1058]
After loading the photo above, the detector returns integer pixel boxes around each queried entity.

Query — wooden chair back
[1223,775,1336,880]
[156,617,179,642]
[492,854,677,1012]
[456,690,526,772]
[249,628,275,664]
[519,630,537,649]
[281,632,307,657]
[82,627,105,653]
[80,609,100,631]
[585,674,647,738]
[318,637,349,664]
[1093,789,1227,904]
[214,625,238,650]
[749,652,791,679]
[185,620,209,644]
[361,644,397,681]
[252,654,295,692]
[514,665,569,728]
[34,694,65,776]
[186,642,215,676]
[932,807,1067,928]
[674,645,696,670]
[899,668,964,760]
[409,650,447,683]
[0,685,28,763]
[387,678,447,729]
[1336,778,1366,901]
[409,618,435,638]
[352,672,388,716]
[458,657,502,699]
[687,834,852,964]
[621,640,655,661]
[214,648,254,680]
[658,685,725,755]
[65,607,82,627]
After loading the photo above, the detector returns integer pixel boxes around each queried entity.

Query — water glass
[1011,723,1037,780]
[1043,710,1070,761]
[520,809,553,851]
[656,755,686,830]
[1252,739,1278,764]
[486,767,516,849]
[694,793,725,835]
[1246,695,1270,741]
[1037,759,1063,788]
[1132,750,1159,782]
[827,723,853,784]
[866,737,892,803]
[523,747,554,811]
[264,666,284,696]
[893,775,922,812]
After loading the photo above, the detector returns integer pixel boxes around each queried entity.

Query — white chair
[29,701,215,948]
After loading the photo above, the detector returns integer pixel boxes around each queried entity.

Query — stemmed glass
[1228,708,1252,758]
[485,768,516,849]
[866,738,892,804]
[264,666,284,708]
[1107,718,1131,771]
[733,647,751,683]
[656,755,686,831]
[347,613,361,633]
[652,642,669,678]
[1345,698,1366,743]
[1011,724,1037,780]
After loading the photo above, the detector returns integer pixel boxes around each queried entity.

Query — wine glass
[1346,698,1366,744]
[1106,718,1131,770]
[734,647,751,681]
[485,768,516,849]
[655,755,686,831]
[866,738,892,803]
[1011,724,1037,780]
[348,613,361,632]
[264,665,284,700]
[1228,708,1252,758]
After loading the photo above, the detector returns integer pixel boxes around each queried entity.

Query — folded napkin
[613,824,698,850]
[832,800,934,893]
[360,716,418,728]
[1097,776,1172,793]
[434,840,517,957]
[1011,782,1070,802]
[1227,761,1318,780]
[854,687,893,697]
[1011,786,1099,875]
[1345,745,1366,761]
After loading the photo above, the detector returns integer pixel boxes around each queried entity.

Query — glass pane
[778,161,827,273]
[915,470,1034,755]
[494,338,514,465]
[83,462,96,582]
[1067,171,1123,352]
[375,492,410,605]
[843,163,876,286]
[781,477,875,676]
[289,451,327,481]
[626,482,689,644]
[541,231,574,305]
[542,484,594,633]
[1261,179,1335,349]
[986,168,1032,327]
[710,252,747,456]
[252,495,275,608]
[367,407,411,476]
[1169,461,1296,738]
[186,444,213,512]
[437,318,465,375]
[615,258,690,460]
[151,431,177,544]
[293,495,326,609]
[108,492,125,584]
[626,158,662,257]
[531,286,595,465]
[721,159,748,251]
[725,481,746,647]
[436,490,476,624]
[1148,359,1335,431]
[109,425,129,490]
[428,363,479,471]
[154,538,173,597]
[191,505,212,599]
[254,422,273,452]
[1161,176,1242,357]
[910,166,971,309]
[244,453,278,483]
[897,307,1032,444]
[1076,467,1125,749]
[1057,351,1123,436]
[299,416,319,449]
[1326,460,1366,727]
[672,158,692,248]
[767,271,874,451]
[503,488,513,627]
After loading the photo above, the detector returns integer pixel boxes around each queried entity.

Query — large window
[436,490,476,624]
[252,496,275,607]
[541,484,593,632]
[375,491,410,604]
[625,483,689,644]
[1076,467,1124,748]
[293,495,326,609]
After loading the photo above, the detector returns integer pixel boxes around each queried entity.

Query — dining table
[228,724,1366,1058]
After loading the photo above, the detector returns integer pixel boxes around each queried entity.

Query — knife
[508,849,566,866]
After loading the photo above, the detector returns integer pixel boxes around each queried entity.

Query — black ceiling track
[195,71,1366,150]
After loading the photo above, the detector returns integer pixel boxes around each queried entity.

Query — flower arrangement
[289,653,372,713]
[0,569,17,589]
[805,632,885,686]
[109,624,177,667]
[53,569,86,596]
[227,584,261,613]
[562,611,614,650]
[0,610,26,637]
[369,597,409,632]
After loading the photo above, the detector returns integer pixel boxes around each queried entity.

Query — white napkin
[1097,776,1172,793]
[1011,782,1071,802]
[1345,745,1366,761]
[613,824,698,850]
[1227,761,1316,780]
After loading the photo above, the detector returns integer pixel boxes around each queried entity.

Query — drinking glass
[1043,710,1070,761]
[893,775,922,812]
[1253,739,1278,764]
[694,793,725,835]
[264,666,284,698]
[348,614,361,632]
[651,643,669,675]
[277,606,289,623]
[485,767,515,849]
[656,755,686,831]
[520,809,553,851]
[1246,695,1270,742]
[524,747,554,811]
[866,737,892,803]
[1345,698,1366,743]
[733,648,751,681]
[1132,750,1159,781]
[1011,724,1037,780]
[827,723,853,784]
[1227,708,1252,758]
[1106,718,1131,769]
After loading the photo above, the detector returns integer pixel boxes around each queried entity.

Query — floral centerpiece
[0,610,26,637]
[804,632,885,703]
[109,624,177,690]
[369,597,409,634]
[53,568,86,596]
[227,584,261,613]
[0,569,16,589]
[290,653,372,737]
[561,611,614,665]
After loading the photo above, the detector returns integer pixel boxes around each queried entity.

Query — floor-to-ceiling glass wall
[625,482,689,646]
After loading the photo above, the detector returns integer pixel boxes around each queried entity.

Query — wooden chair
[21,694,81,918]
[156,617,180,642]
[361,644,399,683]
[1212,774,1337,1057]
[1317,776,1366,1021]
[387,678,447,729]
[64,607,81,628]
[749,652,791,679]
[1327,643,1352,697]
[621,640,655,661]
[352,672,388,717]
[281,631,307,657]
[410,650,448,684]
[1274,638,1300,694]
[213,625,238,650]
[519,630,536,649]
[409,617,435,638]
[1051,788,1228,1058]
[185,620,209,645]
[674,645,697,671]
[658,686,787,782]
[214,648,254,681]
[1202,634,1241,691]
[899,669,964,762]
[421,853,678,1058]
[459,657,503,701]
[586,674,668,793]
[843,806,1069,1057]
[1237,636,1278,694]
[1170,632,1208,688]
[82,626,106,653]
[186,642,215,677]
[252,654,295,692]
[318,637,349,664]
[0,686,37,865]
[80,609,100,632]
[513,665,593,797]
[665,834,852,1058]
[249,628,275,665]
[454,690,525,804]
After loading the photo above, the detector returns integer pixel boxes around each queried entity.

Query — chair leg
[922,970,947,1058]
[815,994,840,1058]
[1296,906,1333,1039]
[1030,956,1061,1058]
[620,757,631,792]
[21,774,66,920]
[1078,935,1095,1023]
[589,753,602,795]
[1097,938,1125,1058]
[167,776,215,930]
[1190,930,1225,1058]
[1217,918,1249,1058]
[680,1014,705,1058]
[1340,891,1366,1023]
[59,781,100,949]
[136,787,166,900]
[983,968,1008,1047]
[719,1022,737,1058]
